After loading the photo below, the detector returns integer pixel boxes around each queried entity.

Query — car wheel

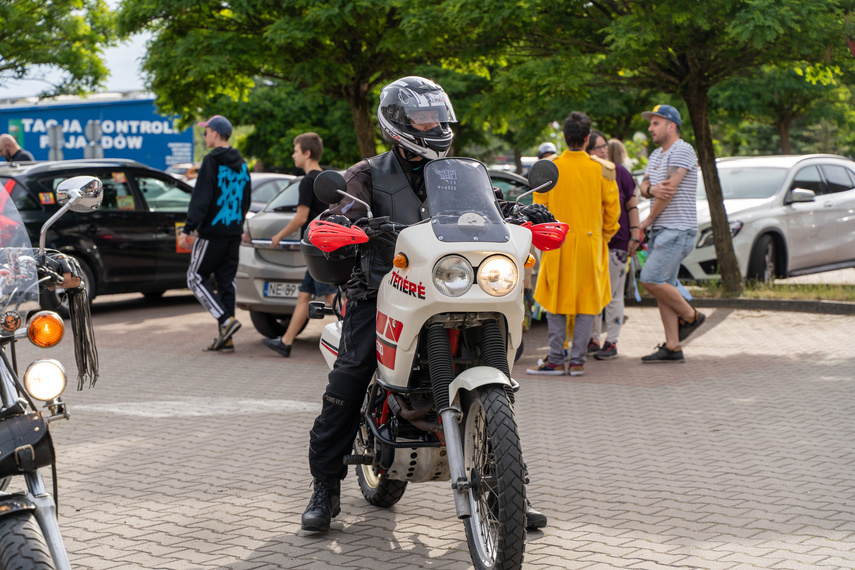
[39,255,95,319]
[249,310,308,338]
[747,234,776,282]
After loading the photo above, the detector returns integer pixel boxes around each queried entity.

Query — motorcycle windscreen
[424,158,508,243]
[0,187,38,336]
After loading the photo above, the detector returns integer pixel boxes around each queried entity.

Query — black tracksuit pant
[187,236,240,325]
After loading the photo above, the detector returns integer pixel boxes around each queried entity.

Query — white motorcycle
[0,176,102,569]
[302,158,565,570]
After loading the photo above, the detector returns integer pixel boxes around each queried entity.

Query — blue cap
[197,114,233,137]
[641,104,682,128]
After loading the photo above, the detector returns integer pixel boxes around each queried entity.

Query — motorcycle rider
[302,76,555,532]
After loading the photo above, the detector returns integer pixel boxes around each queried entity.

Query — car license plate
[264,282,299,298]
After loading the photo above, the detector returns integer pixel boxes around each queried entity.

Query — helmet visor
[381,88,457,128]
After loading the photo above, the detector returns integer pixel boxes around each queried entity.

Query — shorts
[639,228,697,286]
[299,270,337,297]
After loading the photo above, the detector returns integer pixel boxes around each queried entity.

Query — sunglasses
[591,143,608,151]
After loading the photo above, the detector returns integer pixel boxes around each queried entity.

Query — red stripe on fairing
[321,339,338,357]
[376,336,397,370]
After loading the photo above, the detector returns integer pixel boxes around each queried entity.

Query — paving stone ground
[7,292,854,569]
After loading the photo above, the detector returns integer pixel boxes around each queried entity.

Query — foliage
[0,0,116,96]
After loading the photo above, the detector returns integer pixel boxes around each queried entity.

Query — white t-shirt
[645,139,698,231]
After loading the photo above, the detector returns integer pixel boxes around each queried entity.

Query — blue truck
[0,94,193,171]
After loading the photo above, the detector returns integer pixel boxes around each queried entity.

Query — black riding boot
[525,499,548,530]
[301,479,341,532]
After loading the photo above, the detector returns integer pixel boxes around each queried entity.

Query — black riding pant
[309,297,377,482]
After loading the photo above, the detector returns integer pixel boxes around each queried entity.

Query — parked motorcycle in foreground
[0,176,102,569]
[303,158,565,570]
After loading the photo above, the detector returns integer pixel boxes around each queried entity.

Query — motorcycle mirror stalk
[38,176,104,256]
[314,170,373,218]
[512,159,559,214]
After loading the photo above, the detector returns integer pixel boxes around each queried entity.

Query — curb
[628,296,855,315]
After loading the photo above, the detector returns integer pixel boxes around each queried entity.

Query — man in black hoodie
[178,115,251,352]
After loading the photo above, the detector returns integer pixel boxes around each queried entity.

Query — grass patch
[686,280,855,302]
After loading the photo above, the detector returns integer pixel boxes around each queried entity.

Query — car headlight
[432,255,474,297]
[477,255,518,297]
[697,221,743,248]
[24,359,67,401]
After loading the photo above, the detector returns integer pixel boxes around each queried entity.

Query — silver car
[640,154,855,281]
[235,176,308,337]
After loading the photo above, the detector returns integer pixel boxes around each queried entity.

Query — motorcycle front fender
[0,492,36,519]
[448,366,511,407]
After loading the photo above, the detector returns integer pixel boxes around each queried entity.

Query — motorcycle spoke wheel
[354,395,407,508]
[462,386,526,570]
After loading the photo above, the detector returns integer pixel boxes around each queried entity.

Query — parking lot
[14,292,855,569]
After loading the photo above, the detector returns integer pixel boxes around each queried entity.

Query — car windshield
[266,178,302,211]
[697,166,788,200]
[425,158,507,243]
[0,192,38,334]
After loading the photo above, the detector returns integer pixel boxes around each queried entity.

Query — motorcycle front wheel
[461,386,526,570]
[0,511,57,569]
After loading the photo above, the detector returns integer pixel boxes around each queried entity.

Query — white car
[640,154,855,281]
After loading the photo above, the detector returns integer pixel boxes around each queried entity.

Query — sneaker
[678,310,706,342]
[212,317,241,350]
[593,341,618,360]
[568,364,584,377]
[536,349,568,367]
[262,337,292,357]
[641,344,684,363]
[526,361,566,375]
[587,339,600,355]
[301,480,341,532]
[204,337,234,353]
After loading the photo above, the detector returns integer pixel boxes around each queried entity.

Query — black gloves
[325,214,352,228]
[520,203,555,224]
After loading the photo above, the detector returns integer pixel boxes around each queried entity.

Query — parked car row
[639,154,855,282]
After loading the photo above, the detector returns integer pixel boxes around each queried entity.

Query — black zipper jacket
[184,147,251,239]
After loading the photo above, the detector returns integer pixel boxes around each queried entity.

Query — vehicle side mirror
[57,176,103,212]
[314,171,347,204]
[528,159,559,193]
[789,188,816,203]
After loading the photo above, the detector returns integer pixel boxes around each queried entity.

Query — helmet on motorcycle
[536,142,558,159]
[377,76,457,160]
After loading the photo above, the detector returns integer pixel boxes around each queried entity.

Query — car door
[130,171,193,286]
[819,163,855,264]
[43,169,160,289]
[782,164,838,271]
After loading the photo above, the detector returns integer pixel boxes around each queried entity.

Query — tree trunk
[777,119,791,154]
[682,87,744,295]
[345,81,377,159]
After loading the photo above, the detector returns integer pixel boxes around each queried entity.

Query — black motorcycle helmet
[377,76,457,160]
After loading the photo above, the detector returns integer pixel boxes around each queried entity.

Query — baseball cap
[536,142,558,159]
[641,104,682,128]
[197,115,233,137]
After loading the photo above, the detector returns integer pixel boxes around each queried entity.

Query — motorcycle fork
[25,471,71,569]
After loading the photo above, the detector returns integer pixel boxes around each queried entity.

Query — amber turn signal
[393,253,409,268]
[524,254,537,268]
[28,311,64,348]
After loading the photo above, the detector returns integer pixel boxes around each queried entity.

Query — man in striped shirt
[638,105,706,363]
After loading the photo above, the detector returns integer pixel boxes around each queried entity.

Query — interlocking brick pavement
[6,292,854,569]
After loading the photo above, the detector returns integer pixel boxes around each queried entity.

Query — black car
[0,158,194,314]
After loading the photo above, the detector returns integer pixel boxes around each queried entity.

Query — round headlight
[478,255,518,297]
[432,255,474,297]
[24,359,67,401]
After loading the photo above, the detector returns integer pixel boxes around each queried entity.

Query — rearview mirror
[527,159,559,193]
[57,176,103,212]
[789,188,816,203]
[314,171,347,204]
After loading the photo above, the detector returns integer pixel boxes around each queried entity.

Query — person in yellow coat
[527,111,620,377]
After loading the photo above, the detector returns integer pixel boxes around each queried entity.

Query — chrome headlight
[432,255,474,297]
[478,255,518,296]
[24,359,67,401]
[697,221,743,248]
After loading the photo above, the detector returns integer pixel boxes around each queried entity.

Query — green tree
[463,0,853,292]
[0,0,116,95]
[118,0,454,159]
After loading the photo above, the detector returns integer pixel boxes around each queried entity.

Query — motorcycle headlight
[24,359,67,401]
[432,255,474,297]
[477,255,518,297]
[697,221,743,248]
